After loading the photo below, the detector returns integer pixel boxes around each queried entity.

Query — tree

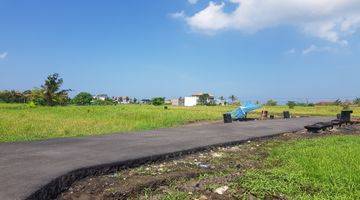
[266,99,277,106]
[151,97,165,106]
[287,101,296,109]
[198,94,210,105]
[41,73,70,106]
[72,92,93,105]
[354,98,360,106]
[229,95,237,103]
[0,90,27,103]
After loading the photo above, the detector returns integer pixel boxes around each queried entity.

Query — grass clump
[161,191,190,200]
[238,135,360,199]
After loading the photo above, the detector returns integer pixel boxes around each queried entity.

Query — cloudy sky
[0,0,359,101]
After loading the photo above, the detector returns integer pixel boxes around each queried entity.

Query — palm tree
[229,95,237,103]
[42,73,70,106]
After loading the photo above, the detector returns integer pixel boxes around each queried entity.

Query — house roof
[191,92,214,97]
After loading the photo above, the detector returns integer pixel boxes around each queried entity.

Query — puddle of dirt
[57,124,360,200]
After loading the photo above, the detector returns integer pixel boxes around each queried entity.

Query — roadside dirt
[57,124,360,200]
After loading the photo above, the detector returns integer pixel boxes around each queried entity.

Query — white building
[93,94,108,101]
[113,96,131,104]
[184,96,198,107]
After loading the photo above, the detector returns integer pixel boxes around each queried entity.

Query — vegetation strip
[1,103,359,143]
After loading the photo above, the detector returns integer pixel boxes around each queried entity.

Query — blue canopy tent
[229,102,262,119]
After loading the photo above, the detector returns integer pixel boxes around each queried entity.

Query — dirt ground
[57,124,360,200]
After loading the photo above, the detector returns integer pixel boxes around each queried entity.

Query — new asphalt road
[0,117,332,200]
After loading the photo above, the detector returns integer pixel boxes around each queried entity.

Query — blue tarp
[229,102,262,119]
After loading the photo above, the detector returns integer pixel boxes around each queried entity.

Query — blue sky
[0,0,359,102]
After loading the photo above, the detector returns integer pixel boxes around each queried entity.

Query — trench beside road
[0,117,332,200]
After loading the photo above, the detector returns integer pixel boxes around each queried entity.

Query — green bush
[287,101,296,109]
[91,99,115,106]
[266,99,277,106]
[72,92,93,105]
[26,101,37,108]
[151,97,165,106]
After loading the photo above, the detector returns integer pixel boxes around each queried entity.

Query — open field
[0,103,235,142]
[240,135,360,199]
[254,105,360,117]
[58,126,360,200]
[0,103,359,142]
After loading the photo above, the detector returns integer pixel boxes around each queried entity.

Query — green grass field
[0,103,359,142]
[238,135,360,199]
[0,103,234,142]
[254,105,360,117]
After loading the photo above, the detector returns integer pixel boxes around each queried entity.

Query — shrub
[296,102,307,106]
[72,92,93,105]
[151,97,165,106]
[287,101,296,109]
[266,99,277,106]
[27,101,37,108]
[28,88,47,106]
[91,99,115,106]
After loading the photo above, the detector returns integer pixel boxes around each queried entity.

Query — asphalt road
[0,117,332,200]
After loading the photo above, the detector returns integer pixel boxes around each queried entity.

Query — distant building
[93,94,108,101]
[113,96,131,104]
[164,99,172,105]
[171,97,184,106]
[192,92,215,105]
[215,98,227,106]
[183,92,216,107]
[184,96,198,107]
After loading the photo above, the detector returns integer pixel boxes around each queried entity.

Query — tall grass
[1,103,359,142]
[0,104,234,142]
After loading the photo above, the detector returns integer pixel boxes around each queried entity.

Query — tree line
[0,73,70,106]
[1,73,359,107]
[0,73,169,106]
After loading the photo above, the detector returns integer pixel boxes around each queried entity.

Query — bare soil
[57,124,360,200]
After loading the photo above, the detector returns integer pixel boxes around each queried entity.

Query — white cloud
[302,45,335,54]
[0,52,8,60]
[181,0,360,44]
[170,11,186,19]
[187,2,230,34]
[188,0,199,4]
